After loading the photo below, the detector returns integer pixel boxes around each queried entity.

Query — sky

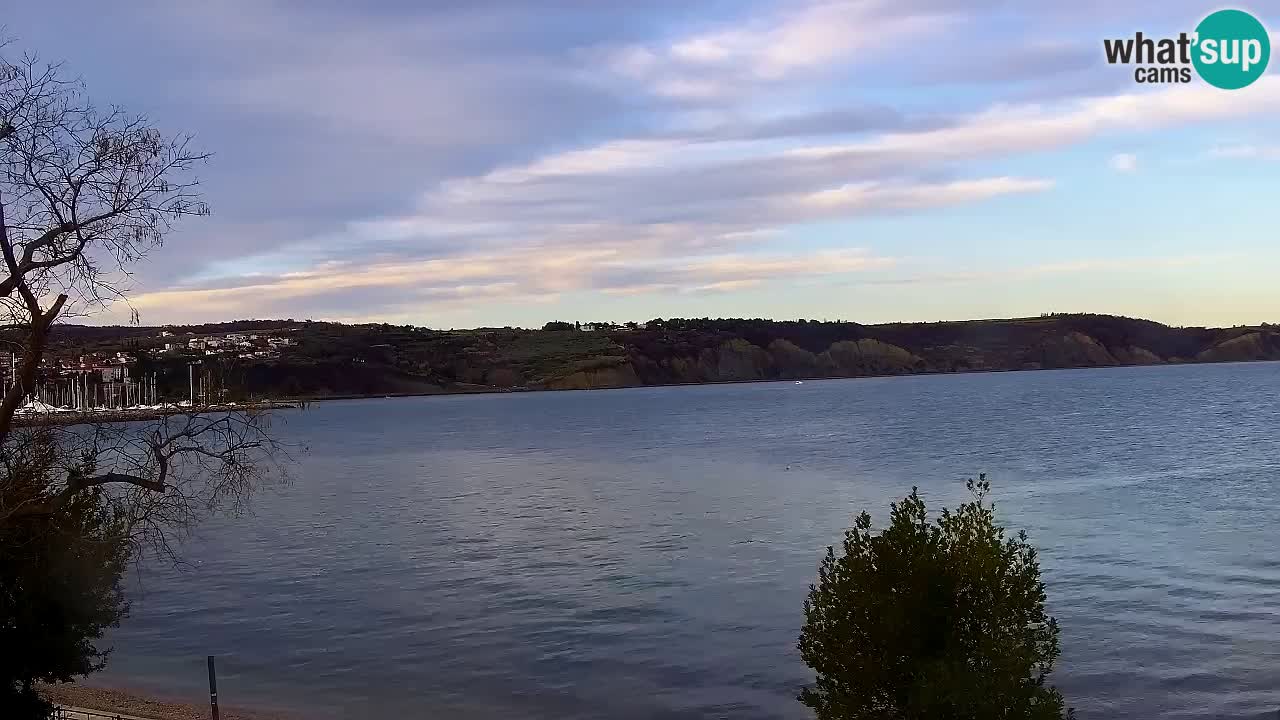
[7,1,1280,329]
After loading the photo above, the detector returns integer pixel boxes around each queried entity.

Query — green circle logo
[1193,9,1270,89]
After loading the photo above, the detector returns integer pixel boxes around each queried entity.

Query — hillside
[36,314,1280,399]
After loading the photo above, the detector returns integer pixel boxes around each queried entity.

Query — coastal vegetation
[799,475,1071,719]
[0,431,130,717]
[0,45,284,717]
[35,313,1280,400]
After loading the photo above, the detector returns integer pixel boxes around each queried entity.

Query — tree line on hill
[34,313,1280,400]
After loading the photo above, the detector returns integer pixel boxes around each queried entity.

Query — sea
[97,361,1280,719]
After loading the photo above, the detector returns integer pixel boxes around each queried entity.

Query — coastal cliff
[41,314,1280,398]
[1196,331,1280,363]
[544,358,640,390]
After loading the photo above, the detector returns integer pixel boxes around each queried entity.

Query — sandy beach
[43,684,297,720]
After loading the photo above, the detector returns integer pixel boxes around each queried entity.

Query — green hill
[38,314,1280,399]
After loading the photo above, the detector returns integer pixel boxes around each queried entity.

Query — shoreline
[44,683,297,720]
[13,401,303,428]
[288,356,1280,405]
[16,360,1276,426]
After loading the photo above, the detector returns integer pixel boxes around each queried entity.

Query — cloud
[125,69,1280,321]
[913,40,1100,86]
[124,246,896,323]
[12,0,1280,327]
[794,177,1051,210]
[596,0,956,101]
[1109,153,1138,172]
[793,76,1280,163]
[110,168,1050,323]
[655,106,949,143]
[122,250,1230,326]
[404,76,1280,246]
[860,254,1230,287]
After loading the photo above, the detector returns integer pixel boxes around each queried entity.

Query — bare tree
[0,48,287,553]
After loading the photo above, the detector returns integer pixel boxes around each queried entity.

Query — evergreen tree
[0,431,130,719]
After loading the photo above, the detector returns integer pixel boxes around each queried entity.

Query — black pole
[207,655,220,720]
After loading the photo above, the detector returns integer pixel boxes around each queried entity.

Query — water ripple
[101,362,1280,719]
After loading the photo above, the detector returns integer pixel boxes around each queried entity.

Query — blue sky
[9,1,1280,328]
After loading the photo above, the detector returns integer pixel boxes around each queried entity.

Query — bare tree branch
[9,471,166,517]
[0,45,290,563]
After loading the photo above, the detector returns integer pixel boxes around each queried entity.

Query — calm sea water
[98,362,1280,719]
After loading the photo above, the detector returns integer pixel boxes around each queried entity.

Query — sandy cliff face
[817,339,924,375]
[1196,332,1280,363]
[712,339,774,381]
[545,361,641,390]
[1110,346,1164,365]
[1033,332,1119,368]
[1028,330,1280,369]
[627,336,924,383]
[630,339,777,383]
[539,326,1280,391]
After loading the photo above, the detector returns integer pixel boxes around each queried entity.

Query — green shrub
[798,475,1070,720]
[1,431,130,719]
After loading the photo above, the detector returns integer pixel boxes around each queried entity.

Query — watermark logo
[1103,8,1270,89]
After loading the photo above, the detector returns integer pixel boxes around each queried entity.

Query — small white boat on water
[795,381,804,385]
